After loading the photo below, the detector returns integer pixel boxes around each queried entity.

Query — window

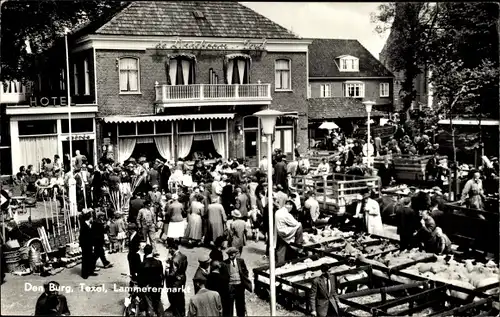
[212,119,226,131]
[155,122,172,134]
[178,121,194,133]
[73,64,79,95]
[84,59,90,95]
[343,83,365,98]
[61,118,94,133]
[320,84,331,98]
[119,58,140,92]
[380,83,390,97]
[275,59,291,90]
[137,122,154,135]
[18,120,57,136]
[339,57,359,72]
[195,120,211,132]
[168,57,196,85]
[59,69,65,91]
[226,57,250,85]
[118,123,136,136]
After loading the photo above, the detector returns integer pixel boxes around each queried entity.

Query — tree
[1,0,126,81]
[372,3,439,120]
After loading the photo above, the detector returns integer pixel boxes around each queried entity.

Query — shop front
[102,113,234,164]
[8,114,97,173]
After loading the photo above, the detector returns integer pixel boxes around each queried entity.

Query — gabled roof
[72,1,299,39]
[308,39,393,78]
[308,97,386,119]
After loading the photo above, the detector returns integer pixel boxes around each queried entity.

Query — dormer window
[337,55,359,72]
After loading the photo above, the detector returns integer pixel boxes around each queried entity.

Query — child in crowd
[115,212,127,252]
[107,213,119,253]
[248,205,262,242]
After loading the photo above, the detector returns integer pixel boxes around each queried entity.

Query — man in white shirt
[304,192,330,226]
[354,189,384,236]
[275,200,304,264]
[259,156,268,175]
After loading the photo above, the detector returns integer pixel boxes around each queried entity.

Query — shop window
[155,122,172,134]
[195,120,210,132]
[119,123,136,136]
[243,116,258,129]
[18,120,57,136]
[137,122,154,135]
[211,119,226,131]
[178,121,194,133]
[61,118,94,133]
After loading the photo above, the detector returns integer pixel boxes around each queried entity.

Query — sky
[241,2,390,60]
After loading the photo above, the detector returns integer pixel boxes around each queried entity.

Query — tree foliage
[1,0,126,81]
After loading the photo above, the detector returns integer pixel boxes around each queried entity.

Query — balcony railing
[0,80,31,104]
[155,83,272,104]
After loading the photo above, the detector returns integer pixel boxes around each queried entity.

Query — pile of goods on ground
[258,257,338,283]
[302,227,353,246]
[359,248,434,269]
[401,257,499,298]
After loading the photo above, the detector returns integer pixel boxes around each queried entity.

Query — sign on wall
[155,38,267,51]
[29,96,68,107]
[65,135,92,141]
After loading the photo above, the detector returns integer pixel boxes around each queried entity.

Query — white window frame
[320,84,331,98]
[73,64,79,95]
[84,59,90,95]
[275,59,292,91]
[343,83,365,98]
[118,57,141,94]
[339,56,359,72]
[307,84,311,98]
[380,83,390,97]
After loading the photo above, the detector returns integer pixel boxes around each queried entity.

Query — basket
[4,250,21,273]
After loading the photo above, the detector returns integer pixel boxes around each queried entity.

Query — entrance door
[63,140,94,165]
[244,130,258,167]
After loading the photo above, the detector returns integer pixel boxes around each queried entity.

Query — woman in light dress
[206,196,227,245]
[185,194,204,241]
[356,188,384,236]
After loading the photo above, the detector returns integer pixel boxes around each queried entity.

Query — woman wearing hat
[185,194,204,243]
[165,194,186,240]
[229,209,247,255]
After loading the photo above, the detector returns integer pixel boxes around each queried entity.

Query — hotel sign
[29,96,68,107]
[155,38,267,51]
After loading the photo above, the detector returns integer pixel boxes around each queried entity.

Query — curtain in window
[275,60,290,89]
[19,136,58,173]
[273,130,281,151]
[226,60,234,84]
[232,61,239,85]
[211,133,226,158]
[154,136,172,160]
[177,135,194,159]
[119,58,138,91]
[169,59,178,85]
[237,60,246,85]
[118,138,137,163]
[181,60,190,86]
[176,60,184,85]
[283,129,293,153]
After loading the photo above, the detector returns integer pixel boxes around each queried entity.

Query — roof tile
[308,97,386,119]
[308,39,393,78]
[86,1,299,39]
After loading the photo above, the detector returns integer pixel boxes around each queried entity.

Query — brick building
[306,39,392,143]
[4,1,311,172]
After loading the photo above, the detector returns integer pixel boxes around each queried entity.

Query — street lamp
[363,101,375,168]
[253,108,283,316]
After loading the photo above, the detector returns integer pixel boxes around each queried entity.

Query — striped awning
[102,113,235,124]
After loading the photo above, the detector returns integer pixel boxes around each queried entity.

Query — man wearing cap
[35,281,71,316]
[309,264,340,317]
[188,276,222,317]
[137,200,158,254]
[229,210,247,255]
[148,185,162,220]
[138,244,164,317]
[193,254,210,294]
[223,247,251,317]
[79,211,98,279]
[128,192,145,225]
[127,223,143,281]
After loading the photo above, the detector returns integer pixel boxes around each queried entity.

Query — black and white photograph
[0,1,499,316]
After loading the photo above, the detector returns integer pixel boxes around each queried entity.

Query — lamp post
[363,101,375,168]
[64,28,77,222]
[253,108,283,316]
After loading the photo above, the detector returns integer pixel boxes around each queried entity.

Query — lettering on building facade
[155,38,267,51]
[29,96,68,107]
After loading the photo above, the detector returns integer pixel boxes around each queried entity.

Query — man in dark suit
[377,158,396,187]
[129,193,145,225]
[79,211,97,279]
[160,162,171,194]
[223,247,251,317]
[92,211,113,269]
[34,281,71,316]
[138,245,164,317]
[206,260,229,316]
[165,240,188,317]
[127,223,143,282]
[309,264,340,317]
[193,254,210,294]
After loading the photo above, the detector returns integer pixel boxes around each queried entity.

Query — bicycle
[121,273,146,317]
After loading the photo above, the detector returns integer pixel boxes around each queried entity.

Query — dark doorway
[244,131,258,167]
[130,142,161,163]
[185,139,221,161]
[63,140,94,165]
